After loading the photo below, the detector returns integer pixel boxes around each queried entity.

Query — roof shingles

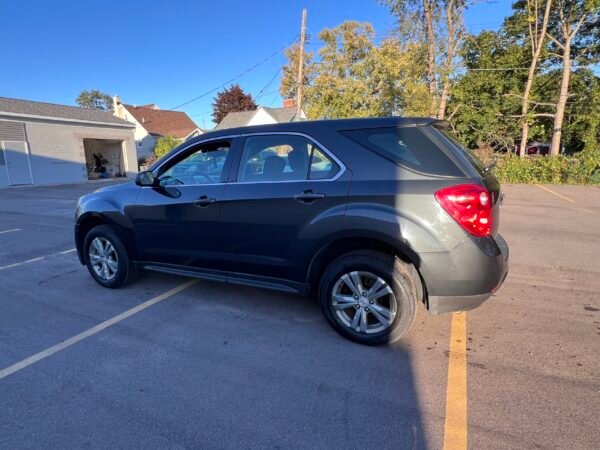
[0,96,132,126]
[123,104,199,139]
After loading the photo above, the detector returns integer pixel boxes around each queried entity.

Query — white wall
[8,118,138,185]
[247,108,277,126]
[116,105,156,162]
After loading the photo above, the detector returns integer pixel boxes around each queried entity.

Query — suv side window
[342,127,463,177]
[157,141,230,186]
[237,134,339,182]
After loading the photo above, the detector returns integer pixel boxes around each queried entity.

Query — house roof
[214,110,257,130]
[122,104,199,139]
[0,96,133,127]
[263,106,297,123]
[214,106,299,130]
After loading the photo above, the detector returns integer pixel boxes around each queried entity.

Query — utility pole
[295,8,307,121]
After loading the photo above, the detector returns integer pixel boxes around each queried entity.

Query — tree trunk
[423,0,437,117]
[437,0,457,120]
[518,0,552,157]
[550,39,571,156]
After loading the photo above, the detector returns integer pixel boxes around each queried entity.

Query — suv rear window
[342,126,463,177]
[433,124,487,177]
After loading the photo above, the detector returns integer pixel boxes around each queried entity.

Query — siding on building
[0,116,136,187]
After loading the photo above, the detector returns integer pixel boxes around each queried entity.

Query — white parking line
[0,248,76,271]
[0,279,198,381]
[0,228,22,235]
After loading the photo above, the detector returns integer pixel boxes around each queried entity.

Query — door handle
[193,195,216,208]
[294,190,326,203]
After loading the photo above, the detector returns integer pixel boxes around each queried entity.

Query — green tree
[211,84,257,125]
[545,0,600,154]
[380,0,440,115]
[448,31,530,150]
[279,43,316,100]
[76,90,113,111]
[279,21,430,119]
[154,136,180,158]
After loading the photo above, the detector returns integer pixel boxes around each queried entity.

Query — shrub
[154,136,180,158]
[492,154,600,185]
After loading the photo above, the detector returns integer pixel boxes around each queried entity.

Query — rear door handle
[193,195,216,208]
[294,190,326,203]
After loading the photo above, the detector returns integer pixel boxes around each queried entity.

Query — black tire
[318,250,417,345]
[83,225,139,288]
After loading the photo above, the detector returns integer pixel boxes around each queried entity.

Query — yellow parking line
[535,184,575,203]
[0,279,198,381]
[443,312,468,450]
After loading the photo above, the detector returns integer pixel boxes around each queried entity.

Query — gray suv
[75,117,509,345]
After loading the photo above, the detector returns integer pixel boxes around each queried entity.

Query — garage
[0,97,136,187]
[83,138,126,180]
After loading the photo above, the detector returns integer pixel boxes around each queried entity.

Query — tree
[279,44,316,100]
[381,0,440,116]
[154,136,180,158]
[546,0,600,155]
[437,0,467,119]
[510,0,554,157]
[76,90,113,111]
[211,84,257,125]
[279,21,430,119]
[449,31,530,150]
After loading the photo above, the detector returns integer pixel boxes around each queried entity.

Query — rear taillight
[435,184,492,237]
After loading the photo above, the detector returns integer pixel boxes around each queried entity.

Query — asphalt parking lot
[0,181,599,449]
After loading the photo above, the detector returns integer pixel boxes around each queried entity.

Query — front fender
[75,187,140,262]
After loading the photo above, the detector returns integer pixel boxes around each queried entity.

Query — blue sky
[2,0,513,127]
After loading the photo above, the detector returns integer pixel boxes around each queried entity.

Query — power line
[255,67,282,102]
[169,38,297,111]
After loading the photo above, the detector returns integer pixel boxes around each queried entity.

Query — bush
[492,153,600,185]
[154,136,180,158]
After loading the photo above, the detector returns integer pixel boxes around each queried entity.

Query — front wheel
[319,250,417,345]
[84,225,138,288]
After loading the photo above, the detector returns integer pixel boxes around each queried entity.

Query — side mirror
[135,171,156,187]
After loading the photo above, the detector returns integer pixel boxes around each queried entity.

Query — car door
[132,138,236,268]
[219,133,351,283]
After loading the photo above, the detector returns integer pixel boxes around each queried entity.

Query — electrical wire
[169,38,297,111]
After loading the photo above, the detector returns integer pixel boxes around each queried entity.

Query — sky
[1,0,514,128]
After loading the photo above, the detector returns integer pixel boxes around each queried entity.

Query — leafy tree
[515,0,553,157]
[211,84,257,125]
[279,43,316,100]
[76,90,113,111]
[448,31,530,150]
[154,136,180,158]
[279,21,430,119]
[380,0,440,115]
[545,0,600,154]
[381,0,469,118]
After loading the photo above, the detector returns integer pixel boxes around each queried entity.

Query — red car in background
[527,143,551,155]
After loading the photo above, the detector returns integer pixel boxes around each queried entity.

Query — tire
[83,225,139,288]
[318,250,417,345]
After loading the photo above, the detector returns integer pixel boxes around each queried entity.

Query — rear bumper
[422,233,509,315]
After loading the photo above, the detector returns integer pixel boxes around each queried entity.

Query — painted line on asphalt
[535,184,575,203]
[0,228,22,235]
[443,312,468,450]
[0,279,198,381]
[0,248,76,271]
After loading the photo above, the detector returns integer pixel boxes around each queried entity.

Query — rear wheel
[84,225,138,288]
[319,250,417,345]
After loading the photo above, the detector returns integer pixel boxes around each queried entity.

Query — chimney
[112,95,122,117]
[283,98,296,109]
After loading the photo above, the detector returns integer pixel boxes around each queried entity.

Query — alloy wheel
[88,237,119,281]
[331,271,398,334]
